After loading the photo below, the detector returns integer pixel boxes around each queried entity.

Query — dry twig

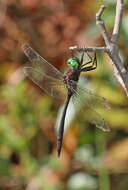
[69,0,128,96]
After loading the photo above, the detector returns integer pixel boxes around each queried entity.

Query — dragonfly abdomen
[57,92,72,157]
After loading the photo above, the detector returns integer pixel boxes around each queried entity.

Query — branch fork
[69,0,128,96]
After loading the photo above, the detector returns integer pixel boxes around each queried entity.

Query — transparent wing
[24,67,67,99]
[22,44,67,99]
[76,84,110,110]
[22,44,63,79]
[71,80,110,132]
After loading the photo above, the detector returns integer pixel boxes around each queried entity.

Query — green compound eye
[67,58,79,68]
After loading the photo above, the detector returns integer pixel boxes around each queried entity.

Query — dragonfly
[22,44,110,157]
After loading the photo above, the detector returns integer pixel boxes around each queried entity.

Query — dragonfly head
[66,57,79,69]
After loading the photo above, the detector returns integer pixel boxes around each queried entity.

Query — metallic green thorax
[67,58,79,68]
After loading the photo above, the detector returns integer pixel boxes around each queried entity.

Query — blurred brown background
[0,0,128,189]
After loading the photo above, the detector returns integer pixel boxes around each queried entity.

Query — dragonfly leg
[81,51,93,67]
[80,52,97,72]
[80,52,84,66]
